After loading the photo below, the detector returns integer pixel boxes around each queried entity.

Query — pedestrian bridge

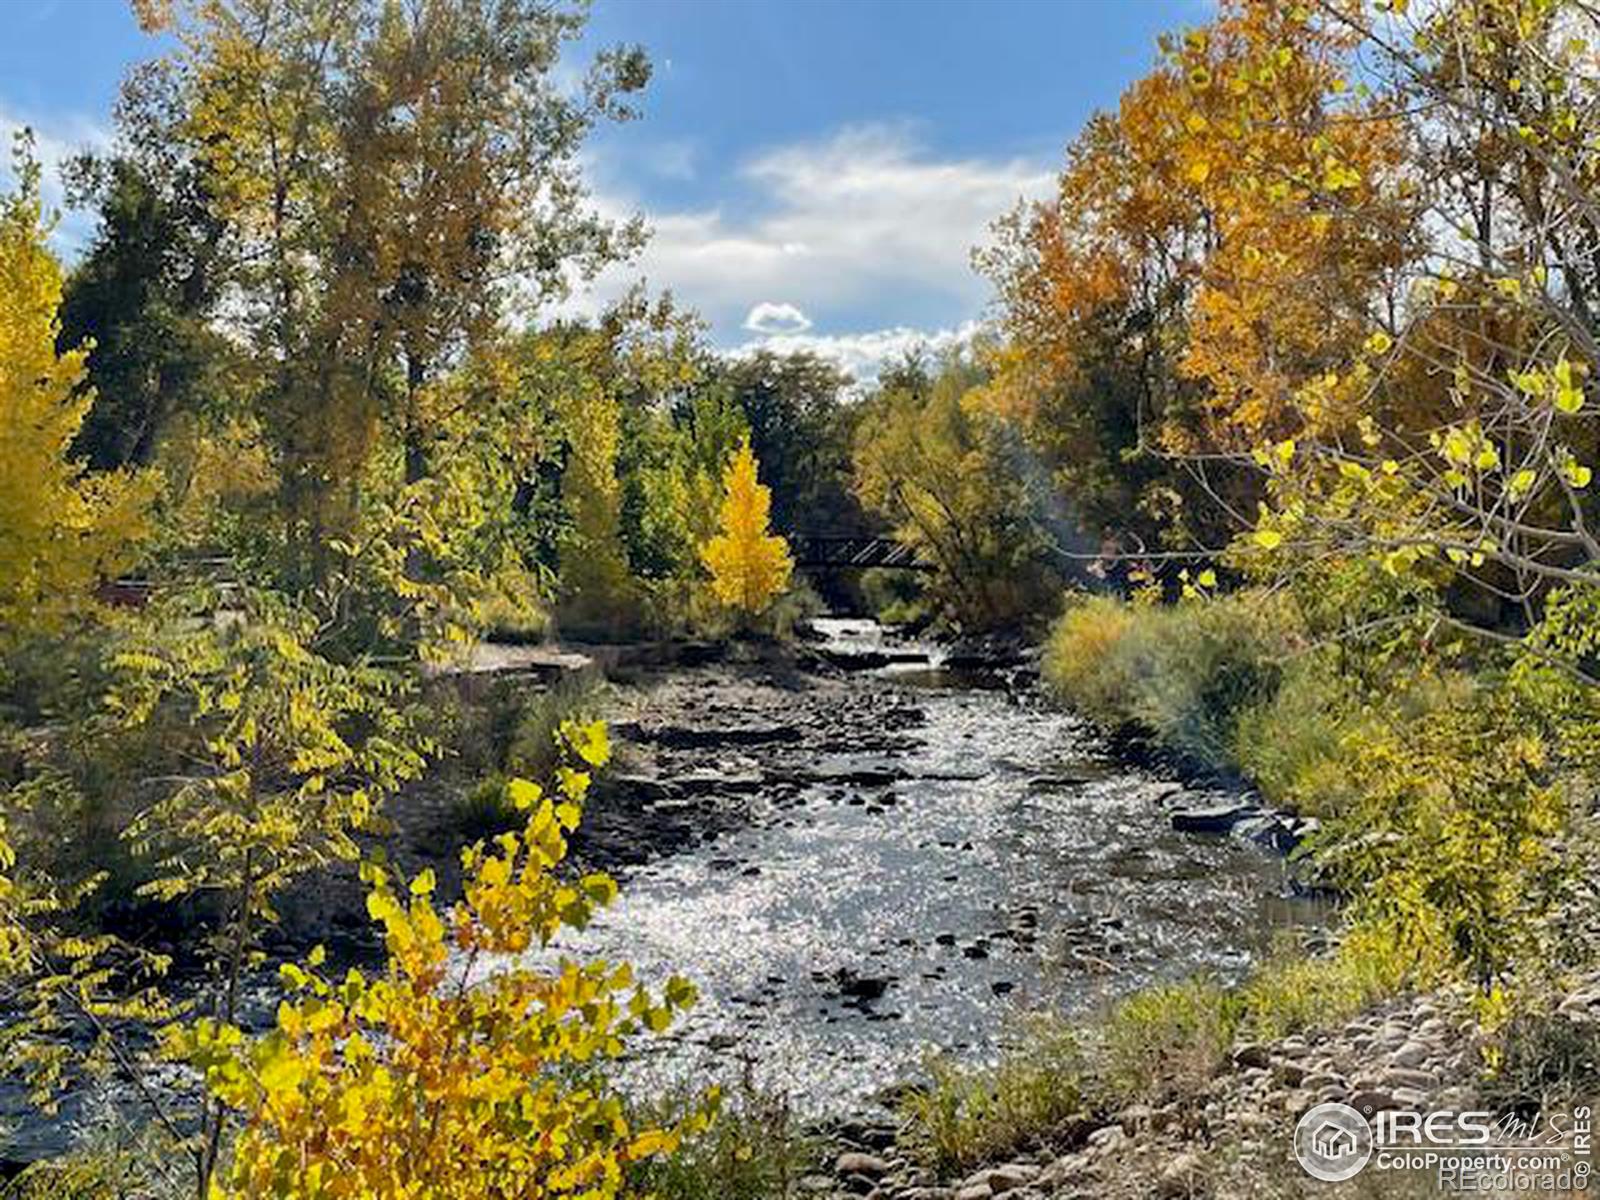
[788,534,935,572]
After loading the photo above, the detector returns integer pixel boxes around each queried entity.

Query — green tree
[719,350,868,535]
[107,586,431,1189]
[58,153,229,471]
[853,355,1060,631]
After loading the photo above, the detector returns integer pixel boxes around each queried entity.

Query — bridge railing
[787,534,935,571]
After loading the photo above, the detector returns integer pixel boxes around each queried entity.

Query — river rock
[646,721,804,748]
[835,1152,891,1177]
[833,968,893,1004]
[1389,1041,1431,1068]
[1230,813,1297,853]
[817,647,930,671]
[1381,1066,1437,1091]
[1232,1043,1272,1070]
[671,768,765,795]
[1348,1088,1396,1115]
[808,755,906,787]
[1170,803,1259,835]
[1158,1152,1206,1198]
[975,1163,1038,1195]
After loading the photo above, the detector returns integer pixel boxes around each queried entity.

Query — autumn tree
[133,0,650,584]
[0,138,158,638]
[181,722,711,1199]
[854,355,1062,631]
[701,438,794,618]
[979,0,1414,570]
[1167,0,1600,678]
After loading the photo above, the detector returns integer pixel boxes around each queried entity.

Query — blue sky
[2,0,1200,377]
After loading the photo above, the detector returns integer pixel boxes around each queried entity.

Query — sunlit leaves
[700,438,794,617]
[0,136,158,638]
[188,721,711,1198]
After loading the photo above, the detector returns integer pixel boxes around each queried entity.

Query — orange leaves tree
[700,438,794,618]
[978,0,1414,557]
[1175,0,1600,678]
[177,720,710,1198]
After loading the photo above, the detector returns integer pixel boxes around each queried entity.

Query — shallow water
[513,621,1319,1114]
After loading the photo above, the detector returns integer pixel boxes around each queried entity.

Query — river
[0,620,1322,1170]
[513,618,1321,1114]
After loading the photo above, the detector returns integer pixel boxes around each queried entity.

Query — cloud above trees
[575,122,1053,377]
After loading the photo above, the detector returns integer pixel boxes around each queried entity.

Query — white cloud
[742,300,812,334]
[570,123,1054,341]
[641,137,699,181]
[731,319,983,385]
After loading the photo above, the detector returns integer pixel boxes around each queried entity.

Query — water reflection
[510,631,1322,1114]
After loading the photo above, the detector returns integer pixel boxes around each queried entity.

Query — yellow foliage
[184,720,712,1199]
[700,439,793,616]
[0,152,157,635]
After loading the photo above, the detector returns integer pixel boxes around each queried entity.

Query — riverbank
[805,972,1600,1200]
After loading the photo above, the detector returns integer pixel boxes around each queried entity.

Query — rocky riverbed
[497,620,1325,1114]
[0,620,1331,1175]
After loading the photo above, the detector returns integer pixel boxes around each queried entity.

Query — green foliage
[181,720,710,1199]
[58,152,228,471]
[720,350,865,536]
[1313,690,1578,986]
[108,587,430,915]
[555,357,638,637]
[858,567,930,628]
[903,1018,1085,1173]
[1040,596,1138,727]
[1095,977,1237,1108]
[854,353,1062,632]
[1236,928,1418,1042]
[506,677,605,801]
[1232,660,1477,819]
[1044,591,1296,769]
[628,1073,819,1200]
[1479,1005,1600,1116]
[135,0,650,584]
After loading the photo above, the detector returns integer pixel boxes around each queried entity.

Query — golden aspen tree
[0,141,157,636]
[700,438,794,616]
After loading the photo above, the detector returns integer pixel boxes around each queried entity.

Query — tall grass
[903,1017,1086,1172]
[627,1073,820,1200]
[1044,592,1296,771]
